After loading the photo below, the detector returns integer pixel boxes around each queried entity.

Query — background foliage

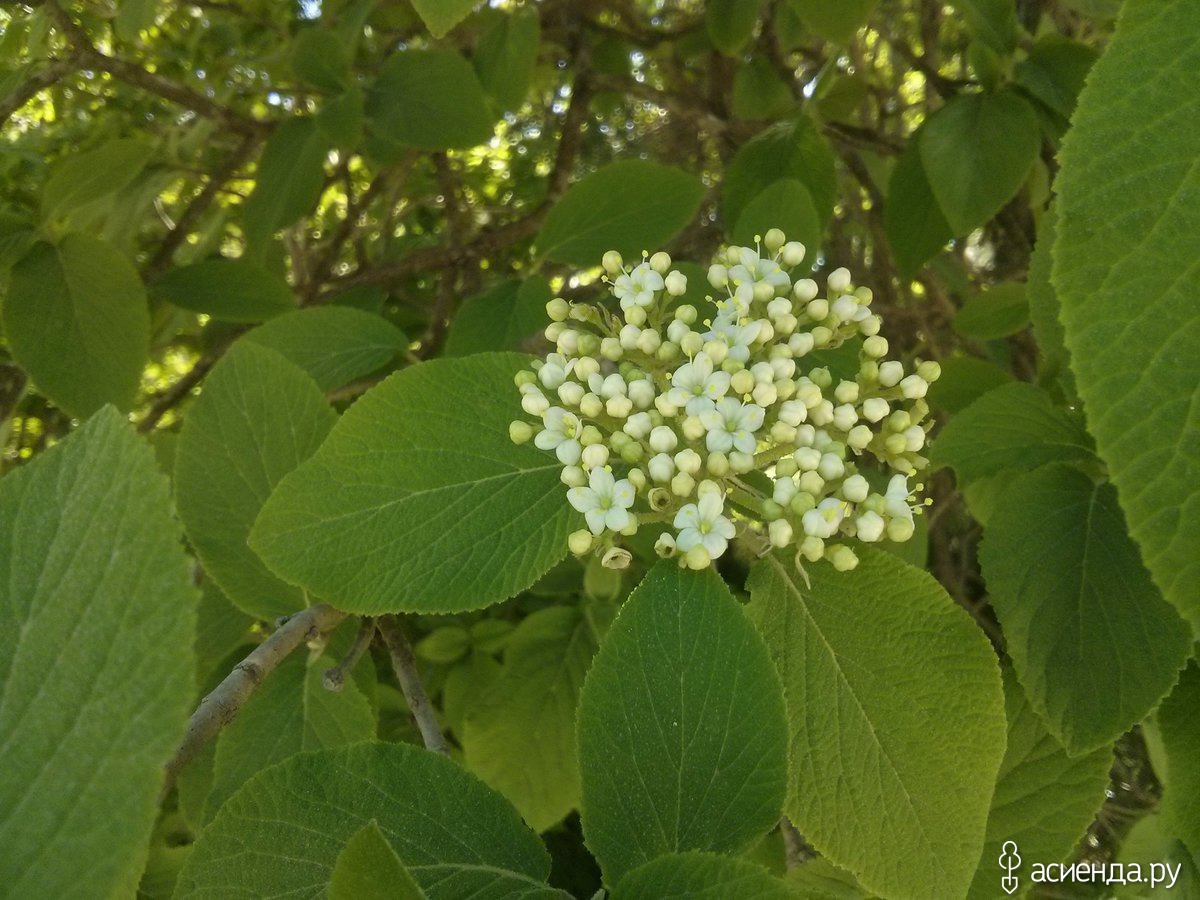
[1,0,1197,898]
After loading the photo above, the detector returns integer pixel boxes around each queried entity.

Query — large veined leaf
[0,408,197,898]
[536,161,705,266]
[174,742,554,899]
[151,258,294,323]
[204,650,376,822]
[731,179,821,260]
[885,134,954,276]
[175,342,337,620]
[965,672,1111,899]
[251,352,574,614]
[290,28,350,92]
[931,382,1094,484]
[1025,206,1074,388]
[954,282,1030,340]
[462,605,599,831]
[723,116,837,228]
[329,822,426,900]
[443,277,551,358]
[1052,0,1200,629]
[613,853,797,899]
[473,8,540,112]
[242,118,329,251]
[1158,661,1200,859]
[746,550,1006,900]
[789,0,878,44]
[979,464,1192,754]
[41,137,153,222]
[367,49,494,150]
[577,563,788,885]
[3,236,148,417]
[244,306,408,391]
[919,89,1040,235]
[706,0,765,54]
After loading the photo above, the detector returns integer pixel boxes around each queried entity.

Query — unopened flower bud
[561,465,586,487]
[729,451,755,473]
[509,421,533,444]
[671,471,696,497]
[793,279,819,302]
[568,529,594,555]
[878,361,904,387]
[708,264,729,288]
[674,448,702,474]
[769,518,793,547]
[648,452,675,483]
[684,545,711,570]
[706,451,730,476]
[602,250,623,274]
[546,297,570,321]
[650,251,671,273]
[827,543,858,571]
[847,425,873,450]
[581,444,609,469]
[665,270,688,296]
[764,228,786,252]
[827,267,852,293]
[649,426,678,453]
[917,360,942,383]
[899,374,928,399]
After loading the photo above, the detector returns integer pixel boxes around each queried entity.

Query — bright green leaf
[175,342,336,620]
[731,179,821,261]
[965,672,1111,898]
[415,626,472,664]
[463,605,599,832]
[707,0,765,54]
[290,28,350,92]
[367,49,494,150]
[885,135,954,276]
[1025,206,1074,388]
[244,306,407,391]
[0,407,197,898]
[242,118,329,251]
[954,282,1030,340]
[724,117,837,228]
[949,0,1020,54]
[250,352,574,614]
[41,138,153,222]
[3,235,148,417]
[577,563,788,884]
[474,8,540,111]
[979,464,1192,754]
[536,161,704,266]
[1052,0,1200,629]
[789,0,878,44]
[931,382,1095,483]
[444,277,551,357]
[411,0,475,38]
[613,852,798,899]
[174,742,554,898]
[746,550,1006,900]
[919,90,1040,234]
[329,821,426,900]
[151,258,294,323]
[1158,660,1200,860]
[205,650,375,821]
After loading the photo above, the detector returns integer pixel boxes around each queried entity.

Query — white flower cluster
[510,229,940,572]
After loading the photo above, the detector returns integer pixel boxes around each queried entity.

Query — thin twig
[162,604,347,796]
[0,58,76,128]
[377,615,449,755]
[323,617,375,692]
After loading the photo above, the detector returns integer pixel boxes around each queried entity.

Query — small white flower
[855,510,886,542]
[884,474,915,530]
[674,492,737,559]
[668,352,731,415]
[534,407,582,464]
[613,262,664,311]
[567,468,636,535]
[704,312,762,363]
[700,397,765,454]
[802,497,847,539]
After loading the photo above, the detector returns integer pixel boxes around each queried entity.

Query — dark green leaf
[1158,661,1200,860]
[954,282,1030,340]
[949,0,1020,54]
[706,0,765,54]
[979,465,1192,754]
[731,59,796,120]
[1014,36,1097,120]
[885,136,954,276]
[0,408,197,898]
[789,0,878,44]
[444,277,550,357]
[613,853,797,899]
[41,138,153,222]
[474,8,540,111]
[577,563,788,884]
[329,821,426,900]
[243,118,329,251]
[290,28,350,92]
[367,49,494,150]
[731,179,821,261]
[152,258,294,323]
[724,117,837,230]
[926,356,1014,414]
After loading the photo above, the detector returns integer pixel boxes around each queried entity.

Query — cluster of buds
[509,229,939,572]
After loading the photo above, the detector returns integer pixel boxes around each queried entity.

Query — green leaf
[316,86,365,149]
[242,118,329,251]
[1158,661,1200,860]
[250,352,574,614]
[444,277,550,358]
[1051,0,1200,630]
[411,0,475,38]
[613,853,797,899]
[463,605,599,831]
[0,407,197,898]
[731,179,821,261]
[194,581,254,684]
[244,306,407,391]
[789,0,878,44]
[1025,205,1073,388]
[919,90,1040,234]
[884,135,954,276]
[205,650,375,821]
[367,49,494,150]
[731,58,796,120]
[474,8,540,111]
[41,138,153,221]
[949,0,1020,54]
[1014,35,1097,121]
[965,672,1111,898]
[151,258,294,323]
[706,0,765,54]
[175,342,337,620]
[536,161,704,267]
[954,282,1030,339]
[577,563,788,885]
[784,860,870,899]
[746,550,1006,900]
[931,382,1095,483]
[926,356,1013,414]
[724,117,837,230]
[174,742,553,899]
[979,464,1192,754]
[329,821,427,900]
[290,28,350,91]
[3,235,148,417]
